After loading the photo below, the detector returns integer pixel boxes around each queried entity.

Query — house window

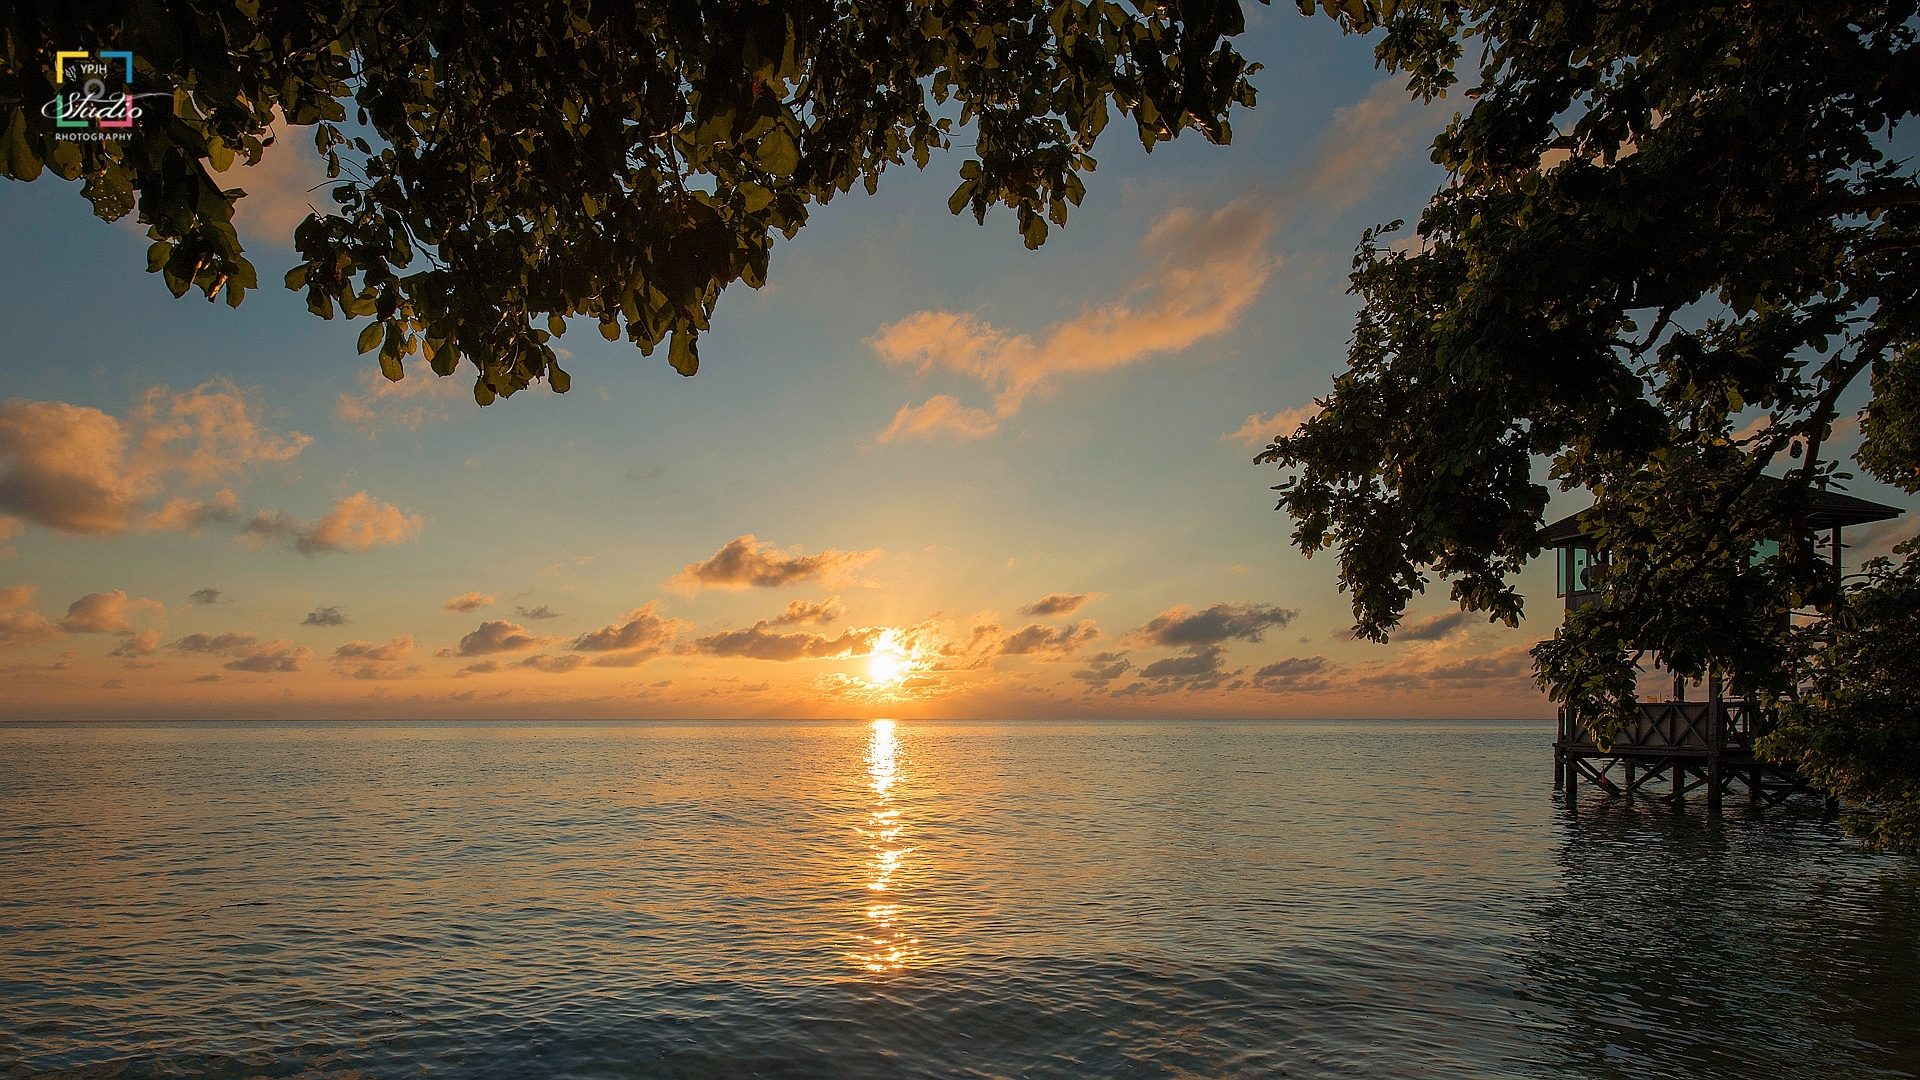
[1557,544,1595,597]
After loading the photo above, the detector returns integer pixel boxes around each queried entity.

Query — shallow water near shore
[2,718,1915,1078]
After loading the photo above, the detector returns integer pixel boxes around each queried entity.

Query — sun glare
[867,631,909,686]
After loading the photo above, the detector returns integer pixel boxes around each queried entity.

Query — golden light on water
[850,719,919,973]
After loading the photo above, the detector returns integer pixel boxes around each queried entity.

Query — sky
[2,13,1912,721]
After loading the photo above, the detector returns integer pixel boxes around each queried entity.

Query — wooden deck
[1554,696,1827,808]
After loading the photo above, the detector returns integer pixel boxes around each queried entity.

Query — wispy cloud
[869,198,1276,437]
[302,606,347,627]
[876,395,999,443]
[771,597,844,627]
[668,535,882,593]
[443,591,494,613]
[334,359,468,440]
[1019,591,1101,617]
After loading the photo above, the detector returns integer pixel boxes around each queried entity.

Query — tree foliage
[1758,551,1920,852]
[2,0,1261,402]
[1264,0,1918,844]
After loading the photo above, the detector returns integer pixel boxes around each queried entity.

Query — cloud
[0,381,308,538]
[223,640,311,672]
[1070,652,1133,688]
[771,596,844,627]
[1137,643,1229,681]
[515,605,563,620]
[444,591,494,613]
[1019,591,1101,617]
[1295,76,1445,218]
[1351,643,1536,692]
[333,358,468,439]
[187,587,223,605]
[222,110,341,247]
[668,535,883,593]
[107,628,161,658]
[302,606,347,627]
[998,620,1103,659]
[1125,602,1299,648]
[876,395,999,443]
[1251,655,1341,693]
[1223,404,1321,449]
[57,590,166,634]
[240,491,423,555]
[455,660,504,677]
[688,623,885,661]
[142,488,242,534]
[0,584,61,648]
[190,673,221,683]
[330,636,419,679]
[167,631,258,654]
[1394,610,1470,642]
[0,515,20,558]
[457,620,552,656]
[868,197,1275,430]
[520,653,588,674]
[572,603,686,661]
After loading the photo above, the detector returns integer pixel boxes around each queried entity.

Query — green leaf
[757,127,799,177]
[668,330,699,376]
[357,321,384,354]
[550,363,571,393]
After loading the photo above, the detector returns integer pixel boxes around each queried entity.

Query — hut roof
[1543,482,1905,544]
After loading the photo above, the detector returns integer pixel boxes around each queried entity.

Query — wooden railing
[1561,697,1770,755]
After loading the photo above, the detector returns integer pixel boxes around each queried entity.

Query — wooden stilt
[1707,671,1724,811]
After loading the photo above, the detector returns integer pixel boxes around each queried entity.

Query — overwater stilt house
[1548,486,1904,808]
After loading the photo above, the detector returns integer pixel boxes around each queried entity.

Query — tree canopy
[2,0,1260,401]
[1265,0,1919,847]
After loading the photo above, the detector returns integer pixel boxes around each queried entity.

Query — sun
[867,632,909,686]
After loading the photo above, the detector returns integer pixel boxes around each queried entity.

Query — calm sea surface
[1,719,1915,1079]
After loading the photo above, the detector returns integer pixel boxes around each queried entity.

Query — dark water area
[1,719,1915,1079]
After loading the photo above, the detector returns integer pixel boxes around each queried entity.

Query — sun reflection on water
[849,719,919,973]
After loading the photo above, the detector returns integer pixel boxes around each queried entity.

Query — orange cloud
[167,630,258,654]
[334,359,468,439]
[997,620,1103,659]
[771,596,845,627]
[573,603,687,665]
[0,584,61,648]
[668,535,883,593]
[876,395,998,443]
[223,640,311,673]
[457,620,552,656]
[222,109,340,248]
[241,492,423,555]
[1223,404,1321,449]
[57,590,167,634]
[142,489,241,534]
[868,198,1275,432]
[107,627,161,658]
[687,623,884,661]
[444,591,494,613]
[330,636,420,679]
[0,381,308,537]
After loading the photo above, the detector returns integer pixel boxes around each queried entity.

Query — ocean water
[1,719,1915,1079]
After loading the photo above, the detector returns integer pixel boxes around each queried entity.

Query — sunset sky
[3,14,1911,720]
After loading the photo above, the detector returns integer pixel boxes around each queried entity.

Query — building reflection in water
[849,719,919,973]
